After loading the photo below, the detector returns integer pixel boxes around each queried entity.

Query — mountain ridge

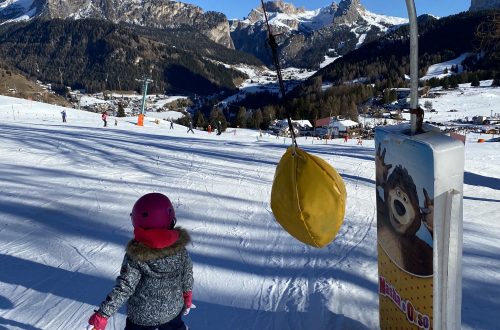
[1,0,408,69]
[230,0,407,68]
[0,18,264,96]
[0,0,235,48]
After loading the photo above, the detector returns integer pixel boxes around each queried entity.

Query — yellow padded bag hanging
[271,146,347,248]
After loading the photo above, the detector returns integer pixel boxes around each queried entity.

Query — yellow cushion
[271,146,346,248]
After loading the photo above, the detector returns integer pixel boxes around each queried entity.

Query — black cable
[260,0,298,147]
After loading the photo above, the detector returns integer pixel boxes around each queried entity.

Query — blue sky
[184,1,470,19]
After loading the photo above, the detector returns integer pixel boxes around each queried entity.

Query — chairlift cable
[260,0,298,148]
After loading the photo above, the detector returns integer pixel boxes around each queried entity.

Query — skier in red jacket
[102,112,108,127]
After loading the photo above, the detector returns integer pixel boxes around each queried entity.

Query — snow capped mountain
[234,0,405,34]
[1,0,407,68]
[352,5,408,31]
[0,0,234,48]
[237,1,338,33]
[230,0,408,68]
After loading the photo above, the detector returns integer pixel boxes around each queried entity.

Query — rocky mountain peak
[334,0,364,25]
[230,0,407,68]
[263,0,303,15]
[245,1,305,24]
[0,0,234,49]
[324,2,339,15]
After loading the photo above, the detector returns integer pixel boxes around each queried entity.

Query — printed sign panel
[376,129,435,330]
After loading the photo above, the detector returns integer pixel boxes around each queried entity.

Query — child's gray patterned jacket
[97,228,193,327]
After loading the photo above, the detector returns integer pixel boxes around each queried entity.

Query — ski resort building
[315,117,360,137]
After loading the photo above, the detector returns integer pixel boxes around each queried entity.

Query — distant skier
[61,110,67,123]
[344,134,348,143]
[207,124,212,134]
[170,119,174,129]
[102,112,108,127]
[87,193,194,330]
[216,121,222,136]
[114,118,118,126]
[187,121,194,134]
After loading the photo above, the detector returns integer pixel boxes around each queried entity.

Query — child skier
[87,192,194,330]
[187,121,194,134]
[102,112,108,127]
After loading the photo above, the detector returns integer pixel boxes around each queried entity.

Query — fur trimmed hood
[126,227,191,262]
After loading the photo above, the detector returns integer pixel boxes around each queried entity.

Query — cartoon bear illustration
[376,145,433,276]
[421,188,434,237]
[376,144,392,187]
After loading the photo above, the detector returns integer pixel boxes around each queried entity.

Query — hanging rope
[260,0,298,148]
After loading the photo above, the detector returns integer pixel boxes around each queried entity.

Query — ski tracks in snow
[246,148,378,328]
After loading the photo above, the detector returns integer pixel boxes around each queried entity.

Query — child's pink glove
[88,311,108,330]
[183,291,195,315]
[183,291,193,309]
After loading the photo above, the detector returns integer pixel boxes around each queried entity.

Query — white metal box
[375,124,464,330]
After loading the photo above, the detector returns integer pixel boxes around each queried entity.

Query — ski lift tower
[136,76,153,126]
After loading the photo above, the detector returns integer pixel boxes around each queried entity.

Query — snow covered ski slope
[0,95,499,330]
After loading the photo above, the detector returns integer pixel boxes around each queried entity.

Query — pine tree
[449,76,459,89]
[252,109,263,129]
[382,89,397,104]
[194,110,206,128]
[470,74,480,87]
[493,72,500,87]
[348,101,359,122]
[236,106,247,128]
[209,108,219,124]
[441,78,450,89]
[209,109,228,130]
[117,102,126,117]
[261,106,275,129]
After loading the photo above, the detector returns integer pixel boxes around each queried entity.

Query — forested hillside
[0,18,262,95]
[251,10,500,124]
[316,11,499,86]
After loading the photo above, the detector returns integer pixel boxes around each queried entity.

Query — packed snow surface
[402,81,500,123]
[420,53,471,81]
[0,94,499,329]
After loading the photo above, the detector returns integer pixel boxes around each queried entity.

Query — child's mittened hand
[88,311,108,330]
[183,303,196,316]
[183,291,193,309]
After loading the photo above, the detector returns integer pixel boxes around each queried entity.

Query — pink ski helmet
[131,193,176,229]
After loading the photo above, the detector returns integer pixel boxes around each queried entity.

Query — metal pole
[405,0,419,135]
[140,78,152,115]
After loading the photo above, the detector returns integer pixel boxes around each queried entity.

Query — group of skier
[60,110,115,127]
[185,120,223,135]
[60,111,229,136]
